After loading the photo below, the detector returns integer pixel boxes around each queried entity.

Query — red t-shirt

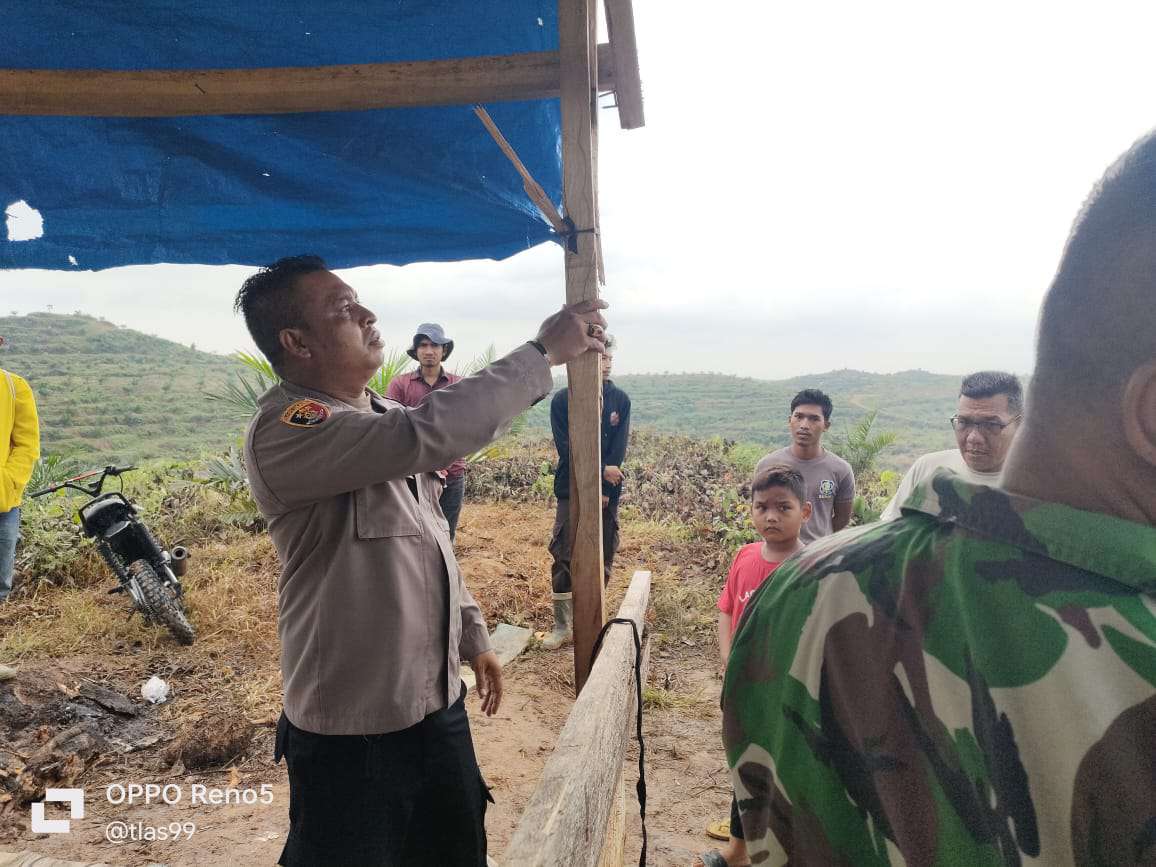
[717,542,782,633]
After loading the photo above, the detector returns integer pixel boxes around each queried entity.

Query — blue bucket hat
[407,323,454,361]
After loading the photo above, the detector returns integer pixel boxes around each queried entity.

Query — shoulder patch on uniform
[280,399,331,428]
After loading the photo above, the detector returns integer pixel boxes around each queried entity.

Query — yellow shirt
[0,369,40,512]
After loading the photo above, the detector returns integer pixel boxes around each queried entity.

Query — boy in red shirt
[700,465,810,867]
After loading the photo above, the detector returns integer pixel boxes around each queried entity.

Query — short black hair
[234,255,328,371]
[1038,129,1156,396]
[959,370,1023,415]
[751,465,806,504]
[790,388,834,422]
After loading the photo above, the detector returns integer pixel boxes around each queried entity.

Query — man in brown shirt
[237,255,607,866]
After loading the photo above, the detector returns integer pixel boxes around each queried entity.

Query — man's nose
[356,304,376,325]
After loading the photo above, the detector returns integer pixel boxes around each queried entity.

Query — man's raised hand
[535,299,609,366]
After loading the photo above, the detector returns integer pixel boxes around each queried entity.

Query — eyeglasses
[949,415,1021,435]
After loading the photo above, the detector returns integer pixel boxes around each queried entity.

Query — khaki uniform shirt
[245,344,551,735]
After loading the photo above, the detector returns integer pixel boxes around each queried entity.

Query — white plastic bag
[141,675,170,704]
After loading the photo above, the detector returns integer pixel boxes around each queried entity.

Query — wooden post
[560,0,604,694]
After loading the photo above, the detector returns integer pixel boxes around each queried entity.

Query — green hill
[1,313,978,470]
[524,369,968,470]
[0,313,239,464]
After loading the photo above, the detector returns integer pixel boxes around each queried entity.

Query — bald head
[1037,134,1156,395]
[1006,130,1156,522]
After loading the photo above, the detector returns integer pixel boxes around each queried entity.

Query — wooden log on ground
[503,569,651,867]
[15,724,108,804]
[596,766,627,867]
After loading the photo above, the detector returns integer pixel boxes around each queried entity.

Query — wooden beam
[560,0,605,695]
[597,767,628,867]
[504,570,651,866]
[0,47,616,117]
[603,0,645,129]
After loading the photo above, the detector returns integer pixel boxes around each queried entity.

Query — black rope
[589,616,647,867]
[558,215,600,253]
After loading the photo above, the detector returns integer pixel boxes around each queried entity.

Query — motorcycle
[31,465,195,645]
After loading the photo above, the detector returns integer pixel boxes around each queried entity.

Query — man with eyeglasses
[879,370,1022,520]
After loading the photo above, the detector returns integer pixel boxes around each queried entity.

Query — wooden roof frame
[0,5,643,128]
[0,0,643,694]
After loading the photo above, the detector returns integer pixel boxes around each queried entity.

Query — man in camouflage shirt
[722,133,1156,864]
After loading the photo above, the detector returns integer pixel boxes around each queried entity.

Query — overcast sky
[3,1,1155,378]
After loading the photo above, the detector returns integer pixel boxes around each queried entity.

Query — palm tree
[456,345,531,462]
[830,409,897,478]
[206,348,414,418]
[368,349,414,395]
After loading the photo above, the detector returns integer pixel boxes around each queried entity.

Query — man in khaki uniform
[237,255,607,867]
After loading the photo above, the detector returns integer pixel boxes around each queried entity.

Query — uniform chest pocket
[354,483,422,539]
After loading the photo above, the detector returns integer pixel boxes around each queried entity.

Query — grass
[642,685,699,710]
[0,529,283,724]
[2,483,727,725]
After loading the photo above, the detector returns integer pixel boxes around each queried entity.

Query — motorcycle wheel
[127,559,196,646]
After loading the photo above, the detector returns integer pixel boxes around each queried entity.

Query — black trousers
[439,474,466,542]
[548,496,620,594]
[275,686,491,866]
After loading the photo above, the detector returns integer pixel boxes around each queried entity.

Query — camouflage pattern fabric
[722,470,1156,866]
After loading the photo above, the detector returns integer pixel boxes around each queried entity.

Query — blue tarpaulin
[1,2,563,270]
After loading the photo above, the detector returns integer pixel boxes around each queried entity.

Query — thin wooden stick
[473,105,568,235]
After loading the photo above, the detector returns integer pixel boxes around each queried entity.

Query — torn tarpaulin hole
[5,200,44,241]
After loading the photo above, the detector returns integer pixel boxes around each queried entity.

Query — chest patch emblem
[609,411,620,426]
[280,399,331,428]
[818,479,836,499]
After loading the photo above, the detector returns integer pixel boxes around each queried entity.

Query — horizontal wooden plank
[503,570,651,867]
[0,46,615,117]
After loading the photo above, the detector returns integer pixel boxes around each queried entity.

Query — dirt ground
[0,503,733,866]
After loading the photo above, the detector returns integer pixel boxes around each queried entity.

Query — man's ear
[1122,359,1156,467]
[279,327,311,363]
[802,501,814,521]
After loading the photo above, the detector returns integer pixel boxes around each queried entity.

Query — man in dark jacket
[545,334,631,649]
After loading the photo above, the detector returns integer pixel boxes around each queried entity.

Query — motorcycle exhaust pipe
[169,545,190,577]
